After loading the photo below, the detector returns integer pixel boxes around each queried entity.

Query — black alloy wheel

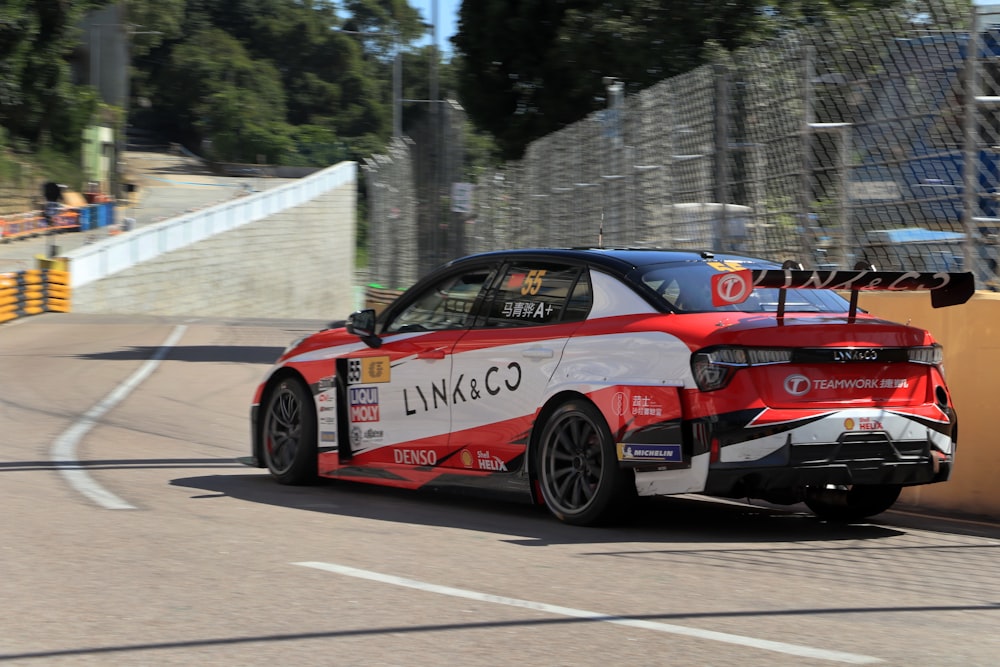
[537,399,633,526]
[262,378,318,484]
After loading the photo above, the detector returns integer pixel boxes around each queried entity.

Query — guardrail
[66,161,357,290]
[0,269,72,324]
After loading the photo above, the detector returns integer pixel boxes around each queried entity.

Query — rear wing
[711,265,974,321]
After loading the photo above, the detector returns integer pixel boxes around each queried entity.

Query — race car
[244,248,973,526]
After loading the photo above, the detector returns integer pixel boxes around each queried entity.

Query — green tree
[129,0,405,164]
[452,0,906,160]
[0,0,105,152]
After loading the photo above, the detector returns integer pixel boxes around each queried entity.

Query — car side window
[484,263,591,327]
[384,269,492,333]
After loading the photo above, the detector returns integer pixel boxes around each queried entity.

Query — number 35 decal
[520,269,547,295]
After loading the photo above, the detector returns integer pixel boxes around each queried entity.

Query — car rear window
[640,261,851,313]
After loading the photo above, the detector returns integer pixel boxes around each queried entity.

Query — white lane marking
[294,561,882,664]
[50,325,188,510]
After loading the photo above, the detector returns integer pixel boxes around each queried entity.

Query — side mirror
[346,309,381,348]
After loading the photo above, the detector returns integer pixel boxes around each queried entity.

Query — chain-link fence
[363,137,418,289]
[367,0,1000,290]
[362,100,467,289]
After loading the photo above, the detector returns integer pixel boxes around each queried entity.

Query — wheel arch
[526,390,601,498]
[253,367,314,465]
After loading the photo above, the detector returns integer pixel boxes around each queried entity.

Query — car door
[442,259,593,472]
[338,262,498,467]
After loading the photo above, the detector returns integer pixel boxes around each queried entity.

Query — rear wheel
[536,399,633,526]
[804,484,901,522]
[262,378,317,484]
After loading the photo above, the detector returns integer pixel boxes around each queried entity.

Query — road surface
[1,313,999,666]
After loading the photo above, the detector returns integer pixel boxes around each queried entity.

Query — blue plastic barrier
[96,202,112,228]
[78,206,92,231]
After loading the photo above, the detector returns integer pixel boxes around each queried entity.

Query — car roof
[447,248,775,275]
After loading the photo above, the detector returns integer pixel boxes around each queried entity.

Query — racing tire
[803,484,901,522]
[261,377,318,485]
[537,399,634,526]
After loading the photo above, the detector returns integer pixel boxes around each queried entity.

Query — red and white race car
[245,248,973,525]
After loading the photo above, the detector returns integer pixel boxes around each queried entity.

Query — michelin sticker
[617,443,682,462]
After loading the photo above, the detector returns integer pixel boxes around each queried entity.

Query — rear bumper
[705,438,951,498]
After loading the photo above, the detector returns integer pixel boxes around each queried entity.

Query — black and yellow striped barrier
[0,269,72,324]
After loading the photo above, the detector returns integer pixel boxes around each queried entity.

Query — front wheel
[261,378,317,484]
[804,484,901,522]
[536,399,633,526]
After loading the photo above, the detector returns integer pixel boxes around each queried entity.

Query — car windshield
[639,261,852,313]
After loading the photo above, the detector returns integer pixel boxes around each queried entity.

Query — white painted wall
[69,162,359,319]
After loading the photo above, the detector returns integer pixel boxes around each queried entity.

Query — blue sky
[410,0,460,55]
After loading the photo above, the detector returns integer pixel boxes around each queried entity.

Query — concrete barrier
[67,161,359,319]
[860,291,1000,518]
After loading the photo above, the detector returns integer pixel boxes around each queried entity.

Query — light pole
[602,77,624,244]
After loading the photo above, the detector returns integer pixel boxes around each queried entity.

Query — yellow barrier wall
[0,269,72,324]
[860,291,1000,518]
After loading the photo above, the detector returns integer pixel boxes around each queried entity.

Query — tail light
[691,343,945,392]
[691,346,792,391]
[907,344,943,366]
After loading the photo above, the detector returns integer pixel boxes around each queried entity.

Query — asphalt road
[2,314,1000,666]
[0,149,294,274]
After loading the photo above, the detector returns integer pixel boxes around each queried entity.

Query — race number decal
[520,269,547,296]
[347,356,392,384]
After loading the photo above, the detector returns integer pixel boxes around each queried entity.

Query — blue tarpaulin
[866,227,966,244]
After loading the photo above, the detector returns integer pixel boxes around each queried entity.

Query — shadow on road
[74,344,285,364]
[170,471,910,546]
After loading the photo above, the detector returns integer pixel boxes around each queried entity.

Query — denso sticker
[617,443,682,462]
[393,449,438,466]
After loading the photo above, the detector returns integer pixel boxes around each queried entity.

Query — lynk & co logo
[784,374,811,396]
[404,362,522,415]
[833,348,878,362]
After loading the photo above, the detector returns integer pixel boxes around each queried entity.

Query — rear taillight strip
[691,344,943,391]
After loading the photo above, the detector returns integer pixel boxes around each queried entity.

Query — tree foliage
[0,0,106,152]
[452,0,904,159]
[0,0,931,167]
[0,0,456,166]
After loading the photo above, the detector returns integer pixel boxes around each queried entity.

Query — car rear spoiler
[711,262,975,322]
